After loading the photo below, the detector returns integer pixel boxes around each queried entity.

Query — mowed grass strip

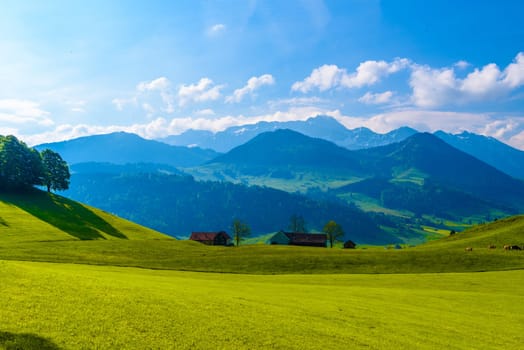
[0,260,522,350]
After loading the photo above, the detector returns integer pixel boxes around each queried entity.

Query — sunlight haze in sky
[1,0,524,149]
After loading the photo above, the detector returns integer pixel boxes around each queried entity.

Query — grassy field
[1,191,523,349]
[1,260,523,350]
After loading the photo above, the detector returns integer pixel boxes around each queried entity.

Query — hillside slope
[435,130,524,180]
[421,215,524,250]
[0,189,171,243]
[356,133,524,210]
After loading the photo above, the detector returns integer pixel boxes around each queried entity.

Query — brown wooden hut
[189,231,231,246]
[283,232,327,247]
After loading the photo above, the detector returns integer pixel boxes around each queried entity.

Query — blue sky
[1,0,524,149]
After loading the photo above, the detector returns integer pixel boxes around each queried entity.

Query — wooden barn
[267,231,291,245]
[190,231,231,246]
[268,231,327,247]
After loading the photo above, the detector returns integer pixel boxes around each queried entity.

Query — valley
[33,119,524,245]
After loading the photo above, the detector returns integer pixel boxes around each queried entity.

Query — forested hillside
[65,171,398,244]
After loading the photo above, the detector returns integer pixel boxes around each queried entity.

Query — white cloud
[358,91,394,105]
[226,74,275,103]
[137,77,170,92]
[341,58,410,88]
[502,52,524,88]
[208,23,226,36]
[0,99,54,126]
[268,96,329,108]
[178,78,224,106]
[292,58,409,93]
[195,109,216,116]
[410,52,524,107]
[113,77,174,114]
[454,60,470,69]
[291,64,345,93]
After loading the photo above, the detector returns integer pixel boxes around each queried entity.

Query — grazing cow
[488,244,496,249]
[465,247,473,252]
[504,245,511,250]
[510,245,522,250]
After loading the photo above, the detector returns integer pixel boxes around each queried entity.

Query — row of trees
[233,215,345,248]
[0,135,70,192]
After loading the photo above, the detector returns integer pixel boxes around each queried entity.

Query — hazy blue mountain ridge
[36,132,219,167]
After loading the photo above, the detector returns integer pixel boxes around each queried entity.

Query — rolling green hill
[422,214,524,249]
[0,189,171,243]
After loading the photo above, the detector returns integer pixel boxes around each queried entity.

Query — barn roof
[283,232,327,244]
[190,231,231,241]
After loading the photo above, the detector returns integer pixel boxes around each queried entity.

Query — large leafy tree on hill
[0,135,44,190]
[41,149,71,192]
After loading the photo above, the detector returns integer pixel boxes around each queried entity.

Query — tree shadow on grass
[1,189,127,240]
[0,331,62,350]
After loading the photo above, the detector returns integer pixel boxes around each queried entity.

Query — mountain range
[198,130,524,215]
[34,118,524,244]
[158,115,524,180]
[159,115,419,152]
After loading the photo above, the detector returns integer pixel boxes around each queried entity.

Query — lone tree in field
[323,220,344,248]
[288,214,307,232]
[232,219,251,246]
[41,149,71,192]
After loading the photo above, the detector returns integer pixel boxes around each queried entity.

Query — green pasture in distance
[1,260,522,350]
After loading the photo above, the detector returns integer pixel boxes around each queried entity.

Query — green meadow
[1,261,523,350]
[1,191,524,349]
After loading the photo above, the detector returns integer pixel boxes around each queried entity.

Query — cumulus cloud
[292,58,410,93]
[341,58,410,88]
[291,64,345,93]
[178,78,224,106]
[410,52,524,107]
[503,52,524,88]
[226,74,275,103]
[358,91,394,105]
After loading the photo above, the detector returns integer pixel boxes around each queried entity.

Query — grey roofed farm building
[190,231,231,246]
